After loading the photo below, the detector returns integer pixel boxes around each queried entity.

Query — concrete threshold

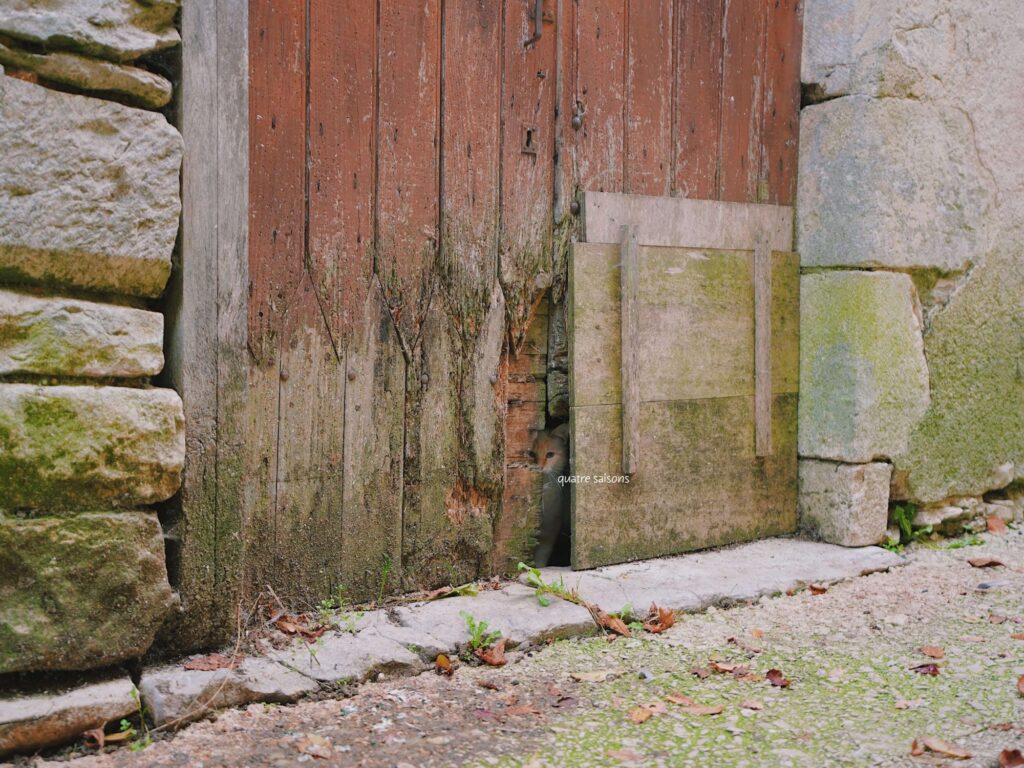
[138,538,903,728]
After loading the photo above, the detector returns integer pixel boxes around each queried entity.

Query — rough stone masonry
[0,0,184,751]
[796,0,1024,543]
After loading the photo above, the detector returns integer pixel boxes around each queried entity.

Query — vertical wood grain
[674,0,723,199]
[619,225,640,474]
[625,0,673,195]
[754,233,773,456]
[761,0,803,205]
[719,0,767,202]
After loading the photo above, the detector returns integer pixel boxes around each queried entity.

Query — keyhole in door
[522,125,538,155]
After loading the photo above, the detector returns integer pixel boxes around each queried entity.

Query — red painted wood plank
[674,0,724,200]
[574,0,626,194]
[761,0,803,205]
[376,0,442,347]
[441,0,502,311]
[248,0,306,363]
[625,0,673,196]
[500,0,558,339]
[308,0,376,347]
[554,0,578,224]
[719,0,767,202]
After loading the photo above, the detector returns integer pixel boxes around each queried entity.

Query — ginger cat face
[529,424,569,478]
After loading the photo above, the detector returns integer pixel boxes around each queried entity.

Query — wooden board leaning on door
[569,193,799,569]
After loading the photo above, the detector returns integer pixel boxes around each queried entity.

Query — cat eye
[546,451,555,459]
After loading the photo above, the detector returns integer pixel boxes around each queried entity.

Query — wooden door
[177,0,803,628]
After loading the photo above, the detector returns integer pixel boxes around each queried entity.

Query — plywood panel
[571,394,797,568]
[581,192,792,250]
[570,243,799,406]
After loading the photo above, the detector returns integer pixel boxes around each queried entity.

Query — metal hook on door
[524,0,543,47]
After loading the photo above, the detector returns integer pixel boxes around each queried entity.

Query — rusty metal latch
[524,0,543,47]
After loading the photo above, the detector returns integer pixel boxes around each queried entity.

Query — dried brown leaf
[1018,674,1024,696]
[709,660,738,674]
[920,645,945,660]
[728,636,763,654]
[991,614,1008,624]
[478,678,499,691]
[1000,748,1024,767]
[912,736,971,759]
[740,700,764,710]
[628,707,653,724]
[766,669,791,688]
[1012,633,1024,640]
[809,584,828,595]
[894,698,924,710]
[690,666,711,679]
[296,733,333,759]
[678,703,724,716]
[910,663,940,676]
[968,557,1007,568]
[435,654,454,676]
[751,628,765,639]
[642,604,676,634]
[82,727,105,749]
[504,704,542,716]
[987,515,1008,534]
[475,637,508,667]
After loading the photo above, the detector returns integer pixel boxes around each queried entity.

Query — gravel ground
[20,528,1024,768]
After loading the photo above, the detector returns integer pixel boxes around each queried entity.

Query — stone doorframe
[167,0,250,648]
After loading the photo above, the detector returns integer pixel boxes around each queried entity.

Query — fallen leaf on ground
[895,698,924,710]
[642,603,676,634]
[475,637,507,667]
[435,654,454,676]
[728,636,763,654]
[968,557,1007,568]
[920,645,945,659]
[709,660,739,674]
[607,749,645,763]
[809,584,828,595]
[910,663,941,676]
[184,652,240,671]
[987,515,1008,534]
[296,733,333,759]
[478,678,499,690]
[690,666,711,679]
[1012,633,1024,640]
[1017,674,1024,696]
[735,672,766,683]
[1000,749,1024,767]
[910,737,970,759]
[570,669,623,683]
[274,615,327,642]
[665,693,695,706]
[678,703,725,716]
[990,614,1007,624]
[751,628,765,639]
[638,701,668,716]
[766,669,792,688]
[628,707,653,724]
[740,700,764,710]
[592,607,632,638]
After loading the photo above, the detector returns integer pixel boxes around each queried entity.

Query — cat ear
[550,422,570,441]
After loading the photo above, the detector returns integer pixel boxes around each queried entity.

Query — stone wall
[0,0,183,755]
[797,0,1024,542]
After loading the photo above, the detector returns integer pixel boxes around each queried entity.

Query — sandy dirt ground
[17,528,1024,768]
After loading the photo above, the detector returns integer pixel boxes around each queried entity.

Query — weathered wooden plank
[247,0,306,364]
[172,0,223,648]
[377,0,441,347]
[581,192,792,249]
[308,0,376,347]
[754,233,772,456]
[500,0,557,342]
[674,0,724,199]
[271,279,346,603]
[619,225,639,475]
[571,394,798,568]
[574,0,625,194]
[553,0,578,224]
[719,0,766,202]
[342,280,405,598]
[625,0,672,195]
[761,0,803,205]
[570,242,799,406]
